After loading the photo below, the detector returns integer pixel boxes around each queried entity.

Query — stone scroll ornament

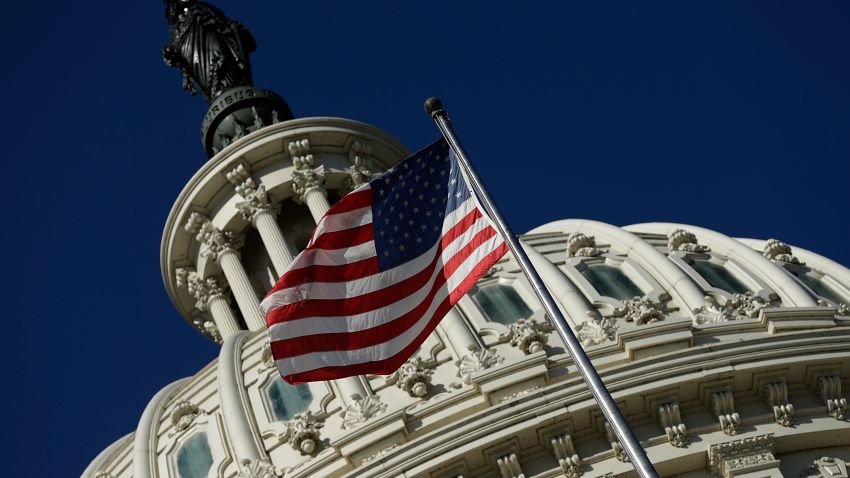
[162,0,256,100]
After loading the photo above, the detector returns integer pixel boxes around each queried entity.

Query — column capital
[341,140,376,195]
[289,138,326,202]
[176,268,231,312]
[185,212,244,261]
[226,164,279,222]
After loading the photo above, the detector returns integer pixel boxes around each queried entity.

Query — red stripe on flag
[271,228,500,355]
[307,223,373,251]
[281,242,509,383]
[266,225,497,325]
[264,257,381,306]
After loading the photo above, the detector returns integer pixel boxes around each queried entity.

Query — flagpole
[425,97,660,478]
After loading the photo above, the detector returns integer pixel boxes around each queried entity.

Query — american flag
[262,139,508,384]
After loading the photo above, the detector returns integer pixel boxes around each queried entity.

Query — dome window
[793,271,846,305]
[472,283,534,325]
[690,260,750,295]
[175,432,213,478]
[266,378,313,421]
[580,264,644,301]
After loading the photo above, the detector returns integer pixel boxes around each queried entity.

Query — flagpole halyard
[424,97,660,478]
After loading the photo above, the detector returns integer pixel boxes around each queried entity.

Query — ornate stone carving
[456,348,504,384]
[711,390,741,435]
[837,303,850,316]
[551,434,582,478]
[576,317,618,346]
[500,386,540,403]
[185,212,243,260]
[818,375,848,420]
[342,140,376,195]
[764,381,795,427]
[195,320,222,343]
[658,401,688,447]
[239,458,283,478]
[611,297,666,325]
[226,164,277,221]
[259,345,276,373]
[505,319,553,354]
[282,411,323,454]
[694,293,770,324]
[495,453,525,478]
[170,399,202,432]
[763,238,804,264]
[385,356,434,397]
[360,444,400,465]
[340,394,387,430]
[708,434,777,478]
[668,229,710,253]
[177,269,230,312]
[289,139,326,201]
[605,422,629,462]
[801,457,849,478]
[566,232,603,257]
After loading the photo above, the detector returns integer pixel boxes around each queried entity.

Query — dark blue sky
[4,1,849,475]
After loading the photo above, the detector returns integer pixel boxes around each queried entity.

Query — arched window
[581,264,643,301]
[176,432,213,478]
[690,260,749,294]
[267,378,313,421]
[472,283,533,325]
[793,271,846,305]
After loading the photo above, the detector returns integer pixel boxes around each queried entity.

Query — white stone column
[289,139,331,222]
[289,140,373,403]
[226,164,295,276]
[186,212,266,331]
[438,308,483,359]
[177,268,240,340]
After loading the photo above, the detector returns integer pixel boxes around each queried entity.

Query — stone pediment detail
[708,434,777,478]
[801,457,849,478]
[668,229,710,253]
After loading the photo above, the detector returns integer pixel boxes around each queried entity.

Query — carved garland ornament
[611,297,666,325]
[385,356,434,397]
[505,319,553,354]
[694,292,770,324]
[282,411,323,455]
[708,434,776,478]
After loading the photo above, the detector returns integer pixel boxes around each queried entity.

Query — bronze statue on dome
[162,0,257,101]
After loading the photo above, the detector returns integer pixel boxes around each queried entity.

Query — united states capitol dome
[85,3,849,477]
[85,117,850,478]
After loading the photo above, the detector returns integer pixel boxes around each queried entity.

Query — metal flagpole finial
[424,97,446,119]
